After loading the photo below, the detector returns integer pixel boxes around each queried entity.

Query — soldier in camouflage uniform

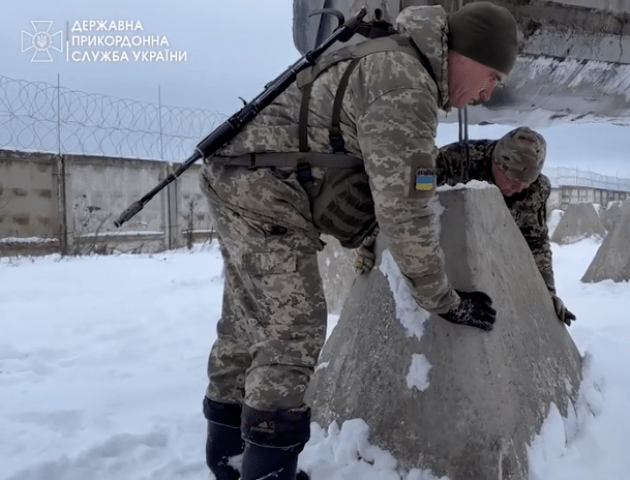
[437,127,576,326]
[355,127,577,326]
[199,3,517,480]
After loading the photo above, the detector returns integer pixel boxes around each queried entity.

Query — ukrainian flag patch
[415,169,435,191]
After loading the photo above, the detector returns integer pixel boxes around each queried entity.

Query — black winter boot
[240,405,311,480]
[203,396,244,480]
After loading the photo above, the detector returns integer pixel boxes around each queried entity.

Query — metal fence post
[57,154,68,255]
[56,75,69,254]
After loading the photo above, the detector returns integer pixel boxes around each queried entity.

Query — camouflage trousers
[199,162,327,411]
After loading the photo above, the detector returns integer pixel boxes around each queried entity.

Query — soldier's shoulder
[468,140,496,158]
[359,49,434,88]
[535,174,552,193]
[441,139,495,152]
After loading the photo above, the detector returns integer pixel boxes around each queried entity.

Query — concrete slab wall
[0,150,61,241]
[65,154,169,254]
[558,186,629,209]
[171,162,214,248]
[0,149,212,256]
[294,0,630,126]
[548,186,629,212]
[549,0,630,14]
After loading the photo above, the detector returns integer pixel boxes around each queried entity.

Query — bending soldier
[355,126,576,326]
[199,3,518,480]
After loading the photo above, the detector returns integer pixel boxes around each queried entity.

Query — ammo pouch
[301,163,377,249]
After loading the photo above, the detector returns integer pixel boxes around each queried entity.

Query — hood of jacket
[395,5,450,110]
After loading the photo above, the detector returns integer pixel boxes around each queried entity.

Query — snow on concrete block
[550,203,606,244]
[547,209,564,238]
[600,200,625,231]
[306,186,582,480]
[317,234,357,315]
[581,200,630,283]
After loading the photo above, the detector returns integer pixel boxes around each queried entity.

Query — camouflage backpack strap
[297,34,436,157]
[329,58,361,153]
[297,56,361,156]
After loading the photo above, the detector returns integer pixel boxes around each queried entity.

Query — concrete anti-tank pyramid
[306,185,582,480]
[317,235,356,315]
[550,202,606,244]
[600,200,625,231]
[582,199,630,283]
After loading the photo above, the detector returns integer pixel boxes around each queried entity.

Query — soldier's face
[491,161,527,197]
[448,51,504,108]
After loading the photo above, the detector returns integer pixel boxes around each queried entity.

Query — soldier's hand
[551,293,576,326]
[438,290,496,331]
[353,226,379,275]
[353,244,375,275]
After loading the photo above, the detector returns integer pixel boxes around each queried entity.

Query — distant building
[545,167,630,211]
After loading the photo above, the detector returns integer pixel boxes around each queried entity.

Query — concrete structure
[582,200,630,283]
[0,149,212,256]
[317,235,358,314]
[306,185,582,480]
[294,0,630,127]
[600,199,626,231]
[0,151,61,255]
[550,202,607,244]
[547,186,629,212]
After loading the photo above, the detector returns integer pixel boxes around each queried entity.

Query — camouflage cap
[448,1,518,75]
[492,127,546,185]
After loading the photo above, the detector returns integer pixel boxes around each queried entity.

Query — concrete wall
[0,150,61,239]
[0,149,212,256]
[548,186,630,211]
[549,0,630,14]
[172,160,214,248]
[294,0,630,127]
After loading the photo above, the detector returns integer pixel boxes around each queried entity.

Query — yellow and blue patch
[415,170,435,191]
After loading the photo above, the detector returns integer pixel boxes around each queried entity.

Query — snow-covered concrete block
[307,185,582,480]
[582,200,630,283]
[550,203,606,244]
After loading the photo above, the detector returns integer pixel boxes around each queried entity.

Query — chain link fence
[545,167,630,192]
[0,74,223,160]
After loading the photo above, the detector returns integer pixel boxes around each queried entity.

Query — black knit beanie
[448,1,518,75]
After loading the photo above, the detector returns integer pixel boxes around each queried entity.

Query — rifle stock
[114,7,366,228]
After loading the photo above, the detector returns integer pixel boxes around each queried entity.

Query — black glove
[438,290,497,331]
[551,293,576,326]
[353,226,379,275]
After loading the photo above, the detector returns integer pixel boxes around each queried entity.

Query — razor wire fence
[3,72,630,193]
[544,166,630,193]
[0,74,224,161]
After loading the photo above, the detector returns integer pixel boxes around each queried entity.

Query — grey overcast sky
[1,0,629,178]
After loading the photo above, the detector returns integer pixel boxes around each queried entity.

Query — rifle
[114,7,367,228]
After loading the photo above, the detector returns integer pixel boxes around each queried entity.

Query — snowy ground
[1,237,629,480]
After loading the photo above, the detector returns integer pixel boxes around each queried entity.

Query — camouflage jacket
[206,5,459,313]
[436,140,556,294]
